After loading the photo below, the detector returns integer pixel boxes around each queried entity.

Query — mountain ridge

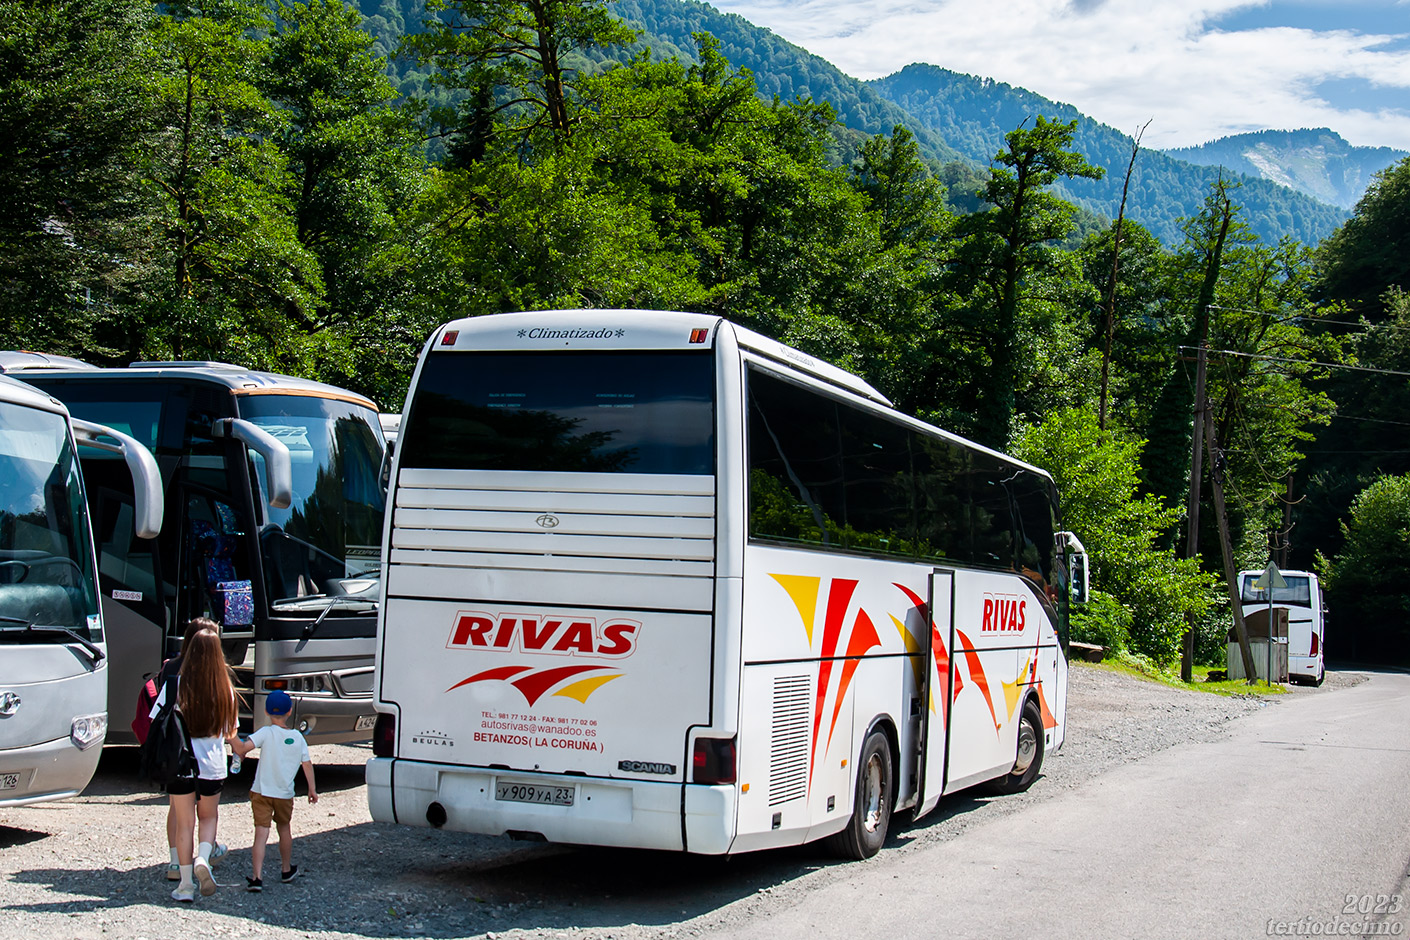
[1165,128,1407,210]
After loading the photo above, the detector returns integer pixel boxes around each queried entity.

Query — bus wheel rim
[862,753,884,832]
[1013,717,1037,774]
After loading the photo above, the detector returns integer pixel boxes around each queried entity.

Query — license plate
[354,715,376,732]
[495,782,574,806]
[0,773,19,791]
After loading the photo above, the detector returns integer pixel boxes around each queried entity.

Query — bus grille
[769,675,811,806]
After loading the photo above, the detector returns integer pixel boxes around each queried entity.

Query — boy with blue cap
[228,690,318,891]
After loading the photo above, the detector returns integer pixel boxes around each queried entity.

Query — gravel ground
[0,664,1367,940]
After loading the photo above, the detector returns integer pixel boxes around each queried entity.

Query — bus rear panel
[369,310,1070,856]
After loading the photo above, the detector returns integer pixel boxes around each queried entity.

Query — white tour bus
[0,374,162,805]
[4,357,386,745]
[1239,569,1326,686]
[367,310,1083,858]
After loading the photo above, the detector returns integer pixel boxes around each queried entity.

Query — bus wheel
[825,730,893,860]
[1315,665,1325,687]
[984,700,1045,795]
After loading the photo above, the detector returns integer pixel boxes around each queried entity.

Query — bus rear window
[400,351,715,474]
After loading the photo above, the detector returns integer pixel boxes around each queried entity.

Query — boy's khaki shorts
[250,791,294,828]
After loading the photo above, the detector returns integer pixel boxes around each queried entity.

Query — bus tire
[824,729,893,860]
[983,699,1044,795]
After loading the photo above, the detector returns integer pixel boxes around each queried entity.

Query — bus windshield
[1242,575,1312,606]
[0,402,99,636]
[399,350,715,474]
[240,395,385,611]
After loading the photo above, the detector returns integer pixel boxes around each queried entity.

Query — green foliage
[1067,589,1132,652]
[0,0,159,355]
[1317,156,1410,320]
[1015,407,1217,664]
[1320,473,1410,662]
[948,116,1102,448]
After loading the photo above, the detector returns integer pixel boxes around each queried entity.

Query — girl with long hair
[154,617,229,882]
[158,625,239,902]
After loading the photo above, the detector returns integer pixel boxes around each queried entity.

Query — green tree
[1320,473,1410,662]
[1317,156,1410,320]
[1015,407,1217,664]
[949,116,1103,448]
[141,0,322,367]
[263,0,430,400]
[0,0,159,356]
[406,0,638,154]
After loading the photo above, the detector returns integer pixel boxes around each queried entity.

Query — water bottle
[229,738,243,774]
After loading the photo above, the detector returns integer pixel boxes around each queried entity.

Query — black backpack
[140,675,195,789]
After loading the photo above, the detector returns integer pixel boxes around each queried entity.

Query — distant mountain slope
[609,0,966,165]
[868,64,1348,246]
[1165,129,1407,210]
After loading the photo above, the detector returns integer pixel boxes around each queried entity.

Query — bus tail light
[692,736,736,785]
[1309,632,1318,656]
[372,713,396,758]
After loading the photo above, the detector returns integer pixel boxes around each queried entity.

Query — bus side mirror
[1070,552,1089,604]
[1057,531,1090,605]
[71,418,164,539]
[214,418,293,509]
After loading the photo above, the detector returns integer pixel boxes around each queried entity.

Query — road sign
[1252,562,1287,592]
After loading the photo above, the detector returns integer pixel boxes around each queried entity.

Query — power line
[1179,346,1410,378]
[1205,304,1372,329]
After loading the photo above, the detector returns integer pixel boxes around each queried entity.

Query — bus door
[91,483,168,743]
[177,485,256,660]
[913,568,952,819]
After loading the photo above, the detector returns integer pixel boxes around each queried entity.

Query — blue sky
[702,0,1410,150]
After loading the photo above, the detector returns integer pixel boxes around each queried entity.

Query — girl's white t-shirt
[150,680,231,781]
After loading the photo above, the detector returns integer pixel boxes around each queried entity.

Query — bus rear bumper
[0,734,102,808]
[367,758,736,854]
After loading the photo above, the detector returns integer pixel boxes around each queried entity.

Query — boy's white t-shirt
[248,723,310,800]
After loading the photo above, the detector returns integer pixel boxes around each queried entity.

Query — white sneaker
[166,862,180,882]
[209,842,228,865]
[194,857,217,897]
[171,882,196,903]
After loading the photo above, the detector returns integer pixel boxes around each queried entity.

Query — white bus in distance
[368,310,1085,859]
[0,374,162,805]
[1239,569,1326,686]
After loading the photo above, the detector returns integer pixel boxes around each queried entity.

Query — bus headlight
[70,713,108,750]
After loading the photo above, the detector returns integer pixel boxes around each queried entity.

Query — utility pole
[1207,417,1258,683]
[1180,340,1209,683]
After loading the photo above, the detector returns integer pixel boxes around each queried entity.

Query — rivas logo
[447,611,640,659]
[981,593,1027,632]
[445,610,639,706]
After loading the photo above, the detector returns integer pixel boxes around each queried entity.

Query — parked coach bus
[367,310,1086,859]
[1240,569,1326,686]
[5,357,386,744]
[0,374,162,805]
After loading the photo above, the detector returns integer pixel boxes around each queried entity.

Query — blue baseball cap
[265,690,293,715]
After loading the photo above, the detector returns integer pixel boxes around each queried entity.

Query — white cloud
[704,0,1410,150]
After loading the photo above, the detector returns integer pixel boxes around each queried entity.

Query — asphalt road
[724,669,1410,940]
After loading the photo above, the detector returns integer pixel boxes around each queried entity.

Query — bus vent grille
[769,675,811,807]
